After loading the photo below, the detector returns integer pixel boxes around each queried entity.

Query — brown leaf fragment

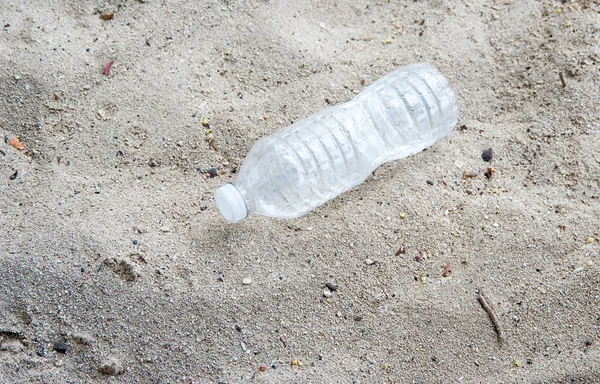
[8,137,25,150]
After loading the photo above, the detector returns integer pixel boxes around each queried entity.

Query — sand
[1,0,599,383]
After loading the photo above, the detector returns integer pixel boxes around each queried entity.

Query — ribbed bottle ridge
[218,63,458,222]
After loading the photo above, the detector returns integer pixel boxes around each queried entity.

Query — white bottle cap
[215,183,248,223]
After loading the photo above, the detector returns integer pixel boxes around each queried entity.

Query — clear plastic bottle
[215,63,458,223]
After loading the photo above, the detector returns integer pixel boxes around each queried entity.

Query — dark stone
[482,148,493,162]
[36,347,45,357]
[133,240,139,245]
[235,325,242,332]
[207,168,218,177]
[9,170,18,180]
[354,316,363,322]
[53,342,69,354]
[426,180,434,185]
[325,283,337,291]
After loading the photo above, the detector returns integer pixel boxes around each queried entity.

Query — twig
[477,293,503,343]
[559,71,566,88]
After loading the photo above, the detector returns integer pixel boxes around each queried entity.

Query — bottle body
[215,63,458,222]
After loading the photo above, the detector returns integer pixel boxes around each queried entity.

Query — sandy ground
[1,0,600,383]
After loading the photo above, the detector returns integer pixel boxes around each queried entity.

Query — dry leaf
[100,12,114,20]
[8,137,25,150]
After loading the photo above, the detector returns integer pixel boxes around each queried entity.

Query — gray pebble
[482,148,493,162]
[99,358,124,376]
[325,283,337,291]
[53,342,69,354]
[72,332,94,345]
[242,278,252,285]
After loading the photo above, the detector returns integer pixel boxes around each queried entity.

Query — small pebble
[354,316,363,322]
[427,180,434,185]
[207,168,218,177]
[235,325,242,332]
[442,262,452,277]
[323,290,333,298]
[99,359,124,376]
[72,333,94,345]
[9,170,18,180]
[36,347,45,357]
[463,170,478,179]
[513,359,522,367]
[365,258,375,265]
[53,342,69,354]
[99,11,115,21]
[242,278,252,285]
[271,364,277,369]
[325,283,337,291]
[482,148,493,162]
[132,240,139,245]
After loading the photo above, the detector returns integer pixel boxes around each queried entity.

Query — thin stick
[478,293,503,343]
[559,71,566,88]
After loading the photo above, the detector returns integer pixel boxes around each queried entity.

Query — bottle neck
[233,182,254,213]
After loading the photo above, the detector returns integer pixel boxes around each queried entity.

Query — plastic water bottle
[215,63,458,223]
